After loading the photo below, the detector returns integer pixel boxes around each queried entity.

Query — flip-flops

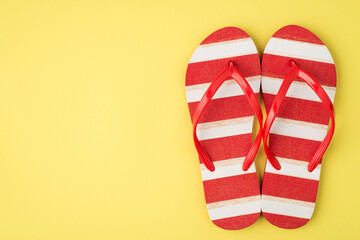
[185,27,263,230]
[261,25,336,229]
[185,25,336,230]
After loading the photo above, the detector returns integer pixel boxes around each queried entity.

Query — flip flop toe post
[185,27,262,230]
[261,25,336,229]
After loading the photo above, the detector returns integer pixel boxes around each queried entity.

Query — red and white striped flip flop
[185,27,263,230]
[261,25,336,229]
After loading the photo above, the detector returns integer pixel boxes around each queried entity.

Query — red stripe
[262,54,336,87]
[203,173,259,204]
[263,93,331,125]
[269,134,322,162]
[186,55,260,86]
[199,134,252,162]
[262,173,319,202]
[188,94,259,123]
[272,25,324,45]
[262,212,309,229]
[200,27,250,45]
[212,213,259,230]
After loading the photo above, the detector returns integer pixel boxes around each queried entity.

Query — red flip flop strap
[192,61,263,172]
[263,60,335,172]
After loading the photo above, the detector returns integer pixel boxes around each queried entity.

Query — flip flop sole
[185,27,261,230]
[261,25,336,229]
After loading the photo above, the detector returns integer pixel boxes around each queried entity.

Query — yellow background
[0,0,359,239]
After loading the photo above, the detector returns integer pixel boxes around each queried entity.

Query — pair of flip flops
[185,25,336,230]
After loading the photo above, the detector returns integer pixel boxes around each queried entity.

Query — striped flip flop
[261,25,336,229]
[185,27,262,230]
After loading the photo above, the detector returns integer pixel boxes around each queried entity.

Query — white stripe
[264,37,334,64]
[262,195,314,219]
[265,157,321,181]
[207,197,261,220]
[200,158,256,181]
[262,76,336,103]
[186,76,260,103]
[189,38,258,63]
[197,117,254,141]
[270,117,327,142]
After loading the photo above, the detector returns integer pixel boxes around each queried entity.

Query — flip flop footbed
[261,25,336,229]
[185,27,261,230]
